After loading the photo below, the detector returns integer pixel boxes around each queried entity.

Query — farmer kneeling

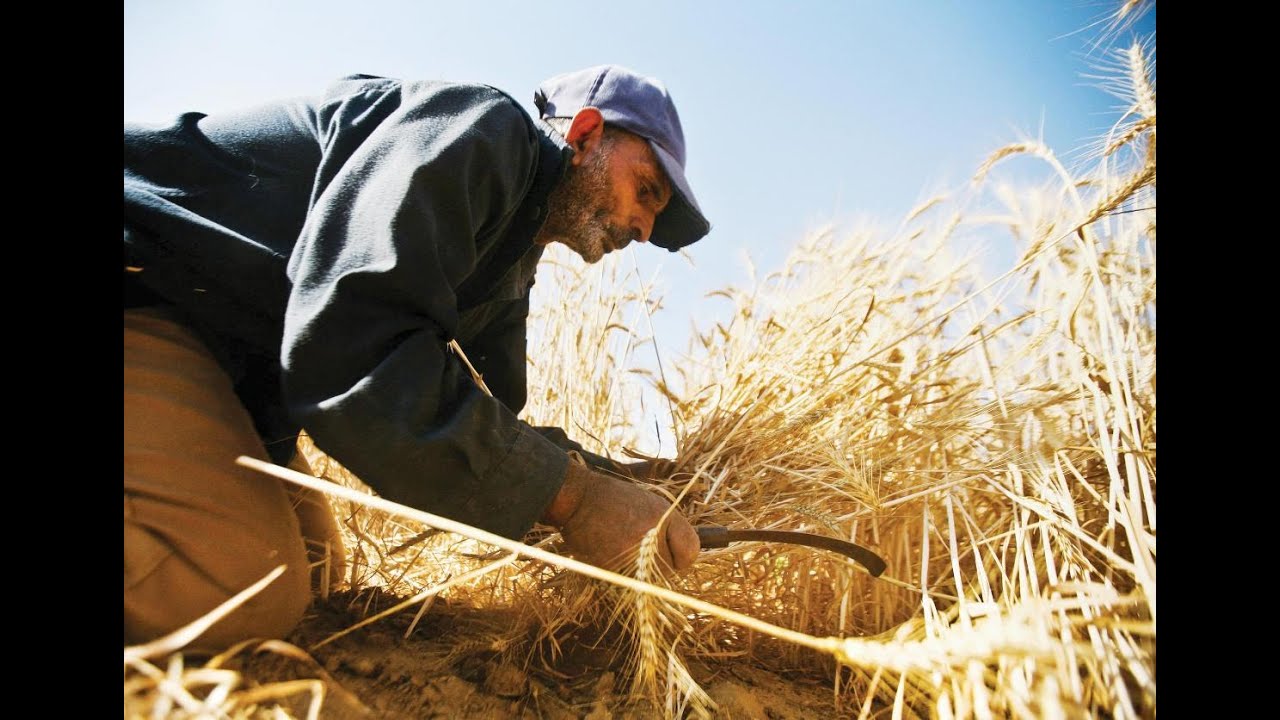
[124,65,708,650]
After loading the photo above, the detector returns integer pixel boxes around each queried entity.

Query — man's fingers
[650,458,679,479]
[620,458,679,480]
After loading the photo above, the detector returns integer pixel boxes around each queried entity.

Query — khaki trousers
[124,307,344,652]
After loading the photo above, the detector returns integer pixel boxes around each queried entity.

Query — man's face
[535,130,672,264]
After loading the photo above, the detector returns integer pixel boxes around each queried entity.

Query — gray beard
[534,143,632,264]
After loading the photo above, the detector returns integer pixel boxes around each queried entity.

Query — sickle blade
[696,525,888,577]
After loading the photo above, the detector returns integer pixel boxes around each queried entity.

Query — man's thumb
[666,519,701,571]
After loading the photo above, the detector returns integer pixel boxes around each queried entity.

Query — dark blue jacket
[125,74,608,540]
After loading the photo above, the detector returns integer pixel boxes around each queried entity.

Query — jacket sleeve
[281,84,569,540]
[464,294,625,475]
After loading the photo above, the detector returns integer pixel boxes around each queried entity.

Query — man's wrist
[541,459,592,526]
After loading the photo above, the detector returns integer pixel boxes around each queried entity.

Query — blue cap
[534,65,711,252]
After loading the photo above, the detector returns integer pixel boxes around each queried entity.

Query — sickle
[695,525,887,577]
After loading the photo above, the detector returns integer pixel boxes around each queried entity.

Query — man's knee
[124,306,315,652]
[124,511,312,652]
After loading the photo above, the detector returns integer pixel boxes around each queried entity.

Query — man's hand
[542,460,700,573]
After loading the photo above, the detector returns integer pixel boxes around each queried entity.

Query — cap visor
[649,142,711,251]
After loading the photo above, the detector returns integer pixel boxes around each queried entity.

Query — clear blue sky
[124,0,1156,361]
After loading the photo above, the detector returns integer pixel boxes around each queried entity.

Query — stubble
[535,141,632,264]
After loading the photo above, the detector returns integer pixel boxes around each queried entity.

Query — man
[124,65,709,650]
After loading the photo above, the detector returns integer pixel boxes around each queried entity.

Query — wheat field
[125,10,1155,719]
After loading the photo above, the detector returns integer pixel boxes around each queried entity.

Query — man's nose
[632,213,656,243]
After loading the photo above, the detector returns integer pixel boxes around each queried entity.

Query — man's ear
[565,107,605,165]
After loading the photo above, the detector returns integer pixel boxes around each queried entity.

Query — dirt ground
[226,587,848,719]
